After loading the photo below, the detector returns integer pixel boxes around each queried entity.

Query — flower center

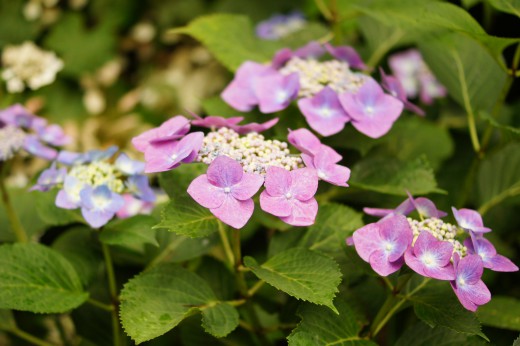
[320,107,332,118]
[0,125,26,160]
[285,192,292,199]
[365,106,374,115]
[421,252,436,266]
[385,242,394,252]
[458,277,466,286]
[224,187,231,193]
[69,161,124,193]
[407,217,467,257]
[317,171,327,179]
[196,127,303,175]
[170,153,178,161]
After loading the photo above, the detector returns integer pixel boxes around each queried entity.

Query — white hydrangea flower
[1,41,63,93]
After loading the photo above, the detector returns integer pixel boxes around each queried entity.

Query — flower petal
[264,166,291,196]
[187,174,226,209]
[279,198,318,226]
[289,168,318,201]
[207,155,243,188]
[232,173,264,200]
[211,196,254,229]
[259,191,292,217]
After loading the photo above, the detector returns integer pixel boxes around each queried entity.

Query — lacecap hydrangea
[132,114,350,229]
[221,41,424,138]
[32,146,156,228]
[0,104,70,161]
[347,194,518,311]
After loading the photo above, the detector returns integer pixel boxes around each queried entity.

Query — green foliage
[100,215,158,248]
[0,310,15,331]
[119,264,217,344]
[411,283,485,338]
[298,203,363,254]
[154,196,219,238]
[288,299,377,346]
[159,163,208,198]
[201,302,239,337]
[395,322,488,346]
[34,189,83,226]
[350,155,443,196]
[244,248,342,312]
[487,0,520,17]
[0,189,45,241]
[477,296,520,331]
[477,142,520,213]
[0,0,39,48]
[0,243,88,313]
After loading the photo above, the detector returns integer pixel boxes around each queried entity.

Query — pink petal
[279,198,318,226]
[255,73,299,113]
[457,255,484,285]
[232,173,264,200]
[369,250,404,276]
[352,223,382,262]
[264,166,291,196]
[187,174,226,209]
[452,207,491,234]
[287,128,322,155]
[207,155,243,187]
[488,255,519,272]
[211,195,254,229]
[378,214,413,262]
[259,191,292,217]
[289,168,318,201]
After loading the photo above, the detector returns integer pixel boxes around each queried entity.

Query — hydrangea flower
[188,156,264,228]
[134,115,351,229]
[256,12,306,40]
[450,254,491,312]
[1,41,63,93]
[389,49,446,104]
[0,104,70,161]
[221,41,405,138]
[34,147,155,228]
[349,194,517,311]
[379,68,425,116]
[260,167,318,226]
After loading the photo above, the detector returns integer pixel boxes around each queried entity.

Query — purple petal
[38,124,70,146]
[378,214,413,262]
[211,195,254,229]
[221,62,277,112]
[289,168,318,201]
[279,198,318,226]
[264,166,291,196]
[452,207,491,234]
[255,73,299,113]
[259,191,292,217]
[287,128,322,155]
[369,250,404,276]
[231,173,264,200]
[231,118,279,134]
[271,48,293,69]
[144,132,203,173]
[149,116,191,144]
[409,194,447,219]
[452,280,491,312]
[207,155,243,188]
[191,115,244,129]
[82,208,115,228]
[456,254,484,285]
[115,153,145,175]
[56,189,79,209]
[352,223,382,262]
[324,43,366,70]
[316,163,350,187]
[126,175,156,202]
[24,135,57,160]
[187,174,226,209]
[312,145,343,166]
[298,86,350,136]
[294,42,326,59]
[363,207,396,218]
[487,255,519,272]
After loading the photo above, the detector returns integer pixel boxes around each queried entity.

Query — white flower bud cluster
[408,217,467,257]
[279,57,367,98]
[1,41,63,93]
[68,161,124,193]
[196,127,303,175]
[0,125,26,161]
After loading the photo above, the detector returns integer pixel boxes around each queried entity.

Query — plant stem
[247,280,265,297]
[9,327,55,346]
[366,29,404,69]
[0,163,28,242]
[87,298,115,311]
[370,277,430,338]
[101,242,121,346]
[217,221,235,268]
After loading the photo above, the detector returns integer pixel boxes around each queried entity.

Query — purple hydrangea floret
[464,237,518,272]
[405,231,455,280]
[256,11,306,40]
[80,185,125,229]
[450,254,491,312]
[452,207,491,235]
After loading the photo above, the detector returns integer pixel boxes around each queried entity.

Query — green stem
[218,221,235,269]
[370,278,430,338]
[478,185,520,216]
[366,29,404,69]
[0,163,28,242]
[9,327,55,346]
[247,280,265,297]
[101,242,121,346]
[87,298,115,312]
[314,0,333,21]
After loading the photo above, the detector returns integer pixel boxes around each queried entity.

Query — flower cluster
[221,41,422,138]
[388,49,446,105]
[0,104,70,161]
[33,146,156,228]
[348,195,518,311]
[255,11,306,40]
[133,114,350,228]
[1,41,63,93]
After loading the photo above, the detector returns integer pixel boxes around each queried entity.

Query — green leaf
[154,197,219,238]
[159,163,208,199]
[395,322,487,346]
[171,14,278,71]
[34,189,83,226]
[477,296,520,331]
[419,32,508,114]
[100,215,158,248]
[119,264,217,344]
[288,299,377,346]
[0,189,44,242]
[0,310,15,331]
[201,302,239,338]
[196,257,235,301]
[52,226,101,287]
[298,203,363,254]
[244,248,342,312]
[0,0,39,48]
[487,0,520,17]
[278,22,329,49]
[477,143,520,214]
[350,155,443,196]
[480,111,520,137]
[44,14,116,76]
[0,243,88,313]
[411,283,485,338]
